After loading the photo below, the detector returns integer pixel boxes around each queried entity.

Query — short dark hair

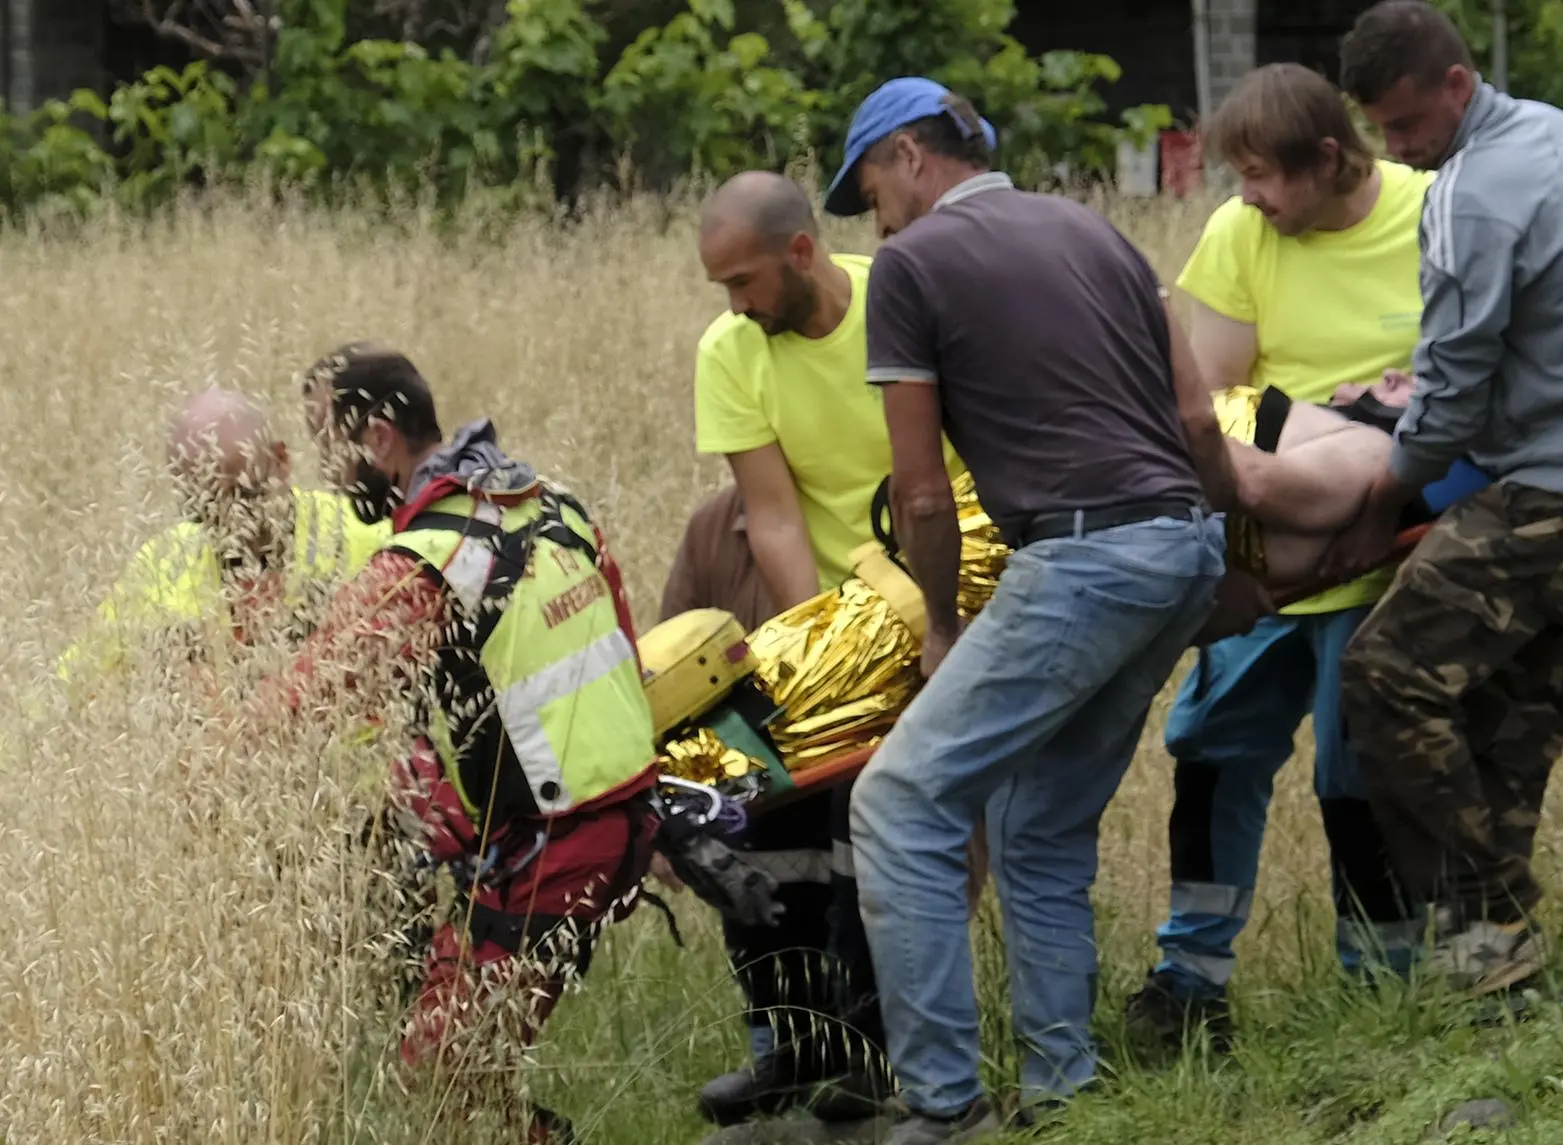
[1205,63,1376,193]
[868,92,992,169]
[1340,0,1474,106]
[304,341,443,447]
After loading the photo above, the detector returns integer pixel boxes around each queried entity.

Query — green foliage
[1432,0,1563,106]
[784,0,1171,185]
[598,0,818,184]
[0,0,1172,221]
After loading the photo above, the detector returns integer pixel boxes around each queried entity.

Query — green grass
[4,186,1561,1144]
[332,886,1563,1145]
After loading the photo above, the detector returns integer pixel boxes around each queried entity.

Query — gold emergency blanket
[952,471,1008,617]
[656,472,1013,782]
[1213,385,1268,579]
[746,578,923,771]
[662,727,764,785]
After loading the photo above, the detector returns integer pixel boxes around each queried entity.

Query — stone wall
[4,0,104,114]
[1206,0,1258,109]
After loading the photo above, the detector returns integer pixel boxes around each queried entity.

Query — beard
[746,267,819,336]
[349,459,401,525]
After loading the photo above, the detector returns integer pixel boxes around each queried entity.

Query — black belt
[1006,498,1204,550]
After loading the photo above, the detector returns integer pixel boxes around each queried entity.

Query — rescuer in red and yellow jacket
[253,342,660,1143]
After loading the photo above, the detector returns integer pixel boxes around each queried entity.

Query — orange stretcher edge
[750,523,1436,816]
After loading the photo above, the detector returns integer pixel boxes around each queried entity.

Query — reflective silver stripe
[1164,950,1235,987]
[429,502,508,611]
[831,840,855,879]
[299,489,321,569]
[1338,917,1428,956]
[442,537,495,613]
[742,849,832,886]
[1169,881,1253,920]
[494,628,638,815]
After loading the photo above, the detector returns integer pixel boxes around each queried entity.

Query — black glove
[653,812,786,928]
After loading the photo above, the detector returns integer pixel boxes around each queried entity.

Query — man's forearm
[1183,408,1241,514]
[747,521,822,611]
[895,489,962,636]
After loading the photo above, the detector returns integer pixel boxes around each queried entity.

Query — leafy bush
[0,0,1171,220]
[1431,0,1563,107]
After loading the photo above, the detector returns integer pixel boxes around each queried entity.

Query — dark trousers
[1342,483,1563,928]
[723,779,886,1079]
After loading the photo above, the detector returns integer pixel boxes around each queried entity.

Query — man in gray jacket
[1334,0,1563,997]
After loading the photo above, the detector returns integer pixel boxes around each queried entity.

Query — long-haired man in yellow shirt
[1126,64,1436,1048]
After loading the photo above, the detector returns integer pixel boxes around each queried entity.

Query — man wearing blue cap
[825,78,1236,1137]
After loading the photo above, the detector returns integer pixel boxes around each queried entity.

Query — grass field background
[1,178,1562,1144]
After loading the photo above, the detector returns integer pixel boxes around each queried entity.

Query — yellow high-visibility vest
[388,486,656,821]
[57,486,391,681]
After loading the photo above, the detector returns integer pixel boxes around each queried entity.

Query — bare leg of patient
[1228,402,1393,587]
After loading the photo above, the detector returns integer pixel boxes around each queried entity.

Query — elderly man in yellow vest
[57,387,389,685]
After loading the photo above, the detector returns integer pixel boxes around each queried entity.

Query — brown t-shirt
[865,173,1202,545]
[659,484,778,632]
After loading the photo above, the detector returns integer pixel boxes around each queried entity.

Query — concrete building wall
[4,0,104,114]
[5,0,34,112]
[1207,0,1258,108]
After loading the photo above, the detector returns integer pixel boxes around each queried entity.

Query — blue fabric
[850,513,1226,1114]
[1153,607,1396,996]
[1419,457,1494,515]
[824,76,998,217]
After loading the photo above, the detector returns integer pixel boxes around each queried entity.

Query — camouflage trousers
[1341,482,1563,929]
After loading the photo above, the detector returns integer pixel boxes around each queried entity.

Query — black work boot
[1123,967,1233,1052]
[810,1061,892,1123]
[698,1052,820,1126]
[699,1050,891,1126]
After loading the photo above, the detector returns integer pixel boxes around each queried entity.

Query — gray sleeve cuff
[866,366,938,385]
[1388,442,1453,490]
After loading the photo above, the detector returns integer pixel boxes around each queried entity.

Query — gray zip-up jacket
[1392,79,1563,494]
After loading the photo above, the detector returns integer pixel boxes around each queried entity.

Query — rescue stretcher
[638,476,1435,818]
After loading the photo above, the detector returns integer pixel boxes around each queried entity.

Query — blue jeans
[1154,608,1420,999]
[850,512,1226,1115]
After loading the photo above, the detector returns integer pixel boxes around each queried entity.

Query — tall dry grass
[0,181,1557,1144]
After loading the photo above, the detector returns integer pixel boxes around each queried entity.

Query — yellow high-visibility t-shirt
[1176,158,1435,614]
[694,252,965,592]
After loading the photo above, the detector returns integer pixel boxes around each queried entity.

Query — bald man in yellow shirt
[683,171,965,1129]
[1125,63,1437,1049]
[59,387,390,686]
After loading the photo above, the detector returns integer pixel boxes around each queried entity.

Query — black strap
[1336,391,1404,436]
[869,475,913,575]
[398,489,602,613]
[1254,386,1292,454]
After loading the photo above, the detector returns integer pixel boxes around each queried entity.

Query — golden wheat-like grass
[0,179,1556,1144]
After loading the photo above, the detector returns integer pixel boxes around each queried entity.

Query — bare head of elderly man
[165,387,294,569]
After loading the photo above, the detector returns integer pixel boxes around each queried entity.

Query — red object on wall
[1160,130,1205,197]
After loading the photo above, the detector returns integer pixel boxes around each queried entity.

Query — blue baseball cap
[824,77,998,218]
